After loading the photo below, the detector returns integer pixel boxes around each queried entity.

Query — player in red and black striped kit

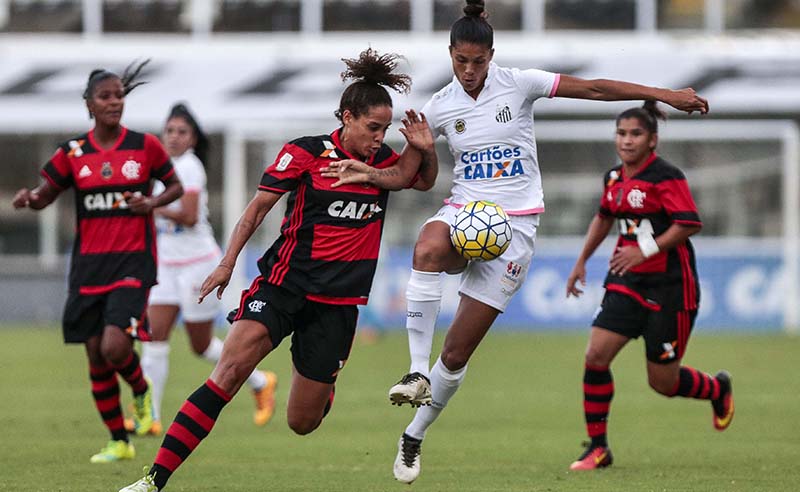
[120,48,438,492]
[565,102,734,470]
[12,62,184,464]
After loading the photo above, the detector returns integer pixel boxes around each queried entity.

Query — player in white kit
[130,104,278,435]
[322,0,708,483]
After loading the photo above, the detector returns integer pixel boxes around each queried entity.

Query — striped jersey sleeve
[655,167,702,226]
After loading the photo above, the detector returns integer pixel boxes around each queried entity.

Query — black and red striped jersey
[41,127,175,295]
[257,128,401,305]
[597,153,701,311]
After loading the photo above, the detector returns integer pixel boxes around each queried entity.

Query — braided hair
[83,59,150,118]
[335,48,411,122]
[617,100,667,134]
[167,103,209,166]
[450,0,493,49]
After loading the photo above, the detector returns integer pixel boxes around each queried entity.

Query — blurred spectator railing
[1,0,799,35]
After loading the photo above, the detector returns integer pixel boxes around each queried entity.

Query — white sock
[245,366,267,391]
[406,269,442,377]
[404,356,467,440]
[200,336,224,362]
[202,336,266,391]
[141,341,170,422]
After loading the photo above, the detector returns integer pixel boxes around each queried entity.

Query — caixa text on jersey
[460,145,522,164]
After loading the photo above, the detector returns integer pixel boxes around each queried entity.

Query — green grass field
[1,325,798,492]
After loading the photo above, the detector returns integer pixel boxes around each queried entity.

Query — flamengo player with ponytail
[564,101,733,470]
[119,48,437,492]
[12,60,183,464]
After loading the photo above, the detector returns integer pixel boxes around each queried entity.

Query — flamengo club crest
[627,188,646,208]
[121,159,142,180]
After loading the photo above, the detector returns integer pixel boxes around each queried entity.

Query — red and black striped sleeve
[41,146,73,190]
[145,133,175,181]
[259,142,313,194]
[656,168,702,226]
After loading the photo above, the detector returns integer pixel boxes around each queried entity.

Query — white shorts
[149,254,222,322]
[425,204,539,312]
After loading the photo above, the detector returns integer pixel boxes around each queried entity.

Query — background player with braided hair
[126,103,278,438]
[11,60,183,463]
[565,101,733,470]
[118,47,436,492]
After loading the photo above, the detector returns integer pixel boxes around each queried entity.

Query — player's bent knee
[648,375,676,396]
[412,241,451,271]
[287,414,321,435]
[440,351,468,372]
[584,348,611,367]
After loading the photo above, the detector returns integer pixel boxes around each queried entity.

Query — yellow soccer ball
[450,200,512,261]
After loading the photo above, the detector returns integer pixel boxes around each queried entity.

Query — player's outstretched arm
[198,189,282,302]
[555,75,709,115]
[320,110,437,190]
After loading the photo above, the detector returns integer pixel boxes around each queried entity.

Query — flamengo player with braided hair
[11,60,183,463]
[322,0,708,484]
[118,47,437,492]
[565,101,733,470]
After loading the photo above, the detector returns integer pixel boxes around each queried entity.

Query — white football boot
[393,433,423,483]
[388,372,432,407]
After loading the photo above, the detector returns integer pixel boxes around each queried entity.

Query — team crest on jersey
[321,140,339,159]
[101,162,113,179]
[68,139,85,157]
[248,300,266,313]
[627,188,646,208]
[121,159,142,180]
[495,104,512,123]
[454,119,466,134]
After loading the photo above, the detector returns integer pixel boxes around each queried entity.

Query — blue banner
[246,239,790,332]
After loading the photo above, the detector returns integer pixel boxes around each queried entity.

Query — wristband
[637,234,660,258]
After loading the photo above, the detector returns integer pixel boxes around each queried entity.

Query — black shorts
[592,290,697,364]
[228,279,358,384]
[62,287,151,344]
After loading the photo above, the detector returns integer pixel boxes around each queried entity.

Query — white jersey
[422,63,560,215]
[153,150,220,265]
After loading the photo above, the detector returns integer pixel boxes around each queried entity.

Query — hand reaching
[663,88,709,115]
[319,159,373,188]
[398,110,434,152]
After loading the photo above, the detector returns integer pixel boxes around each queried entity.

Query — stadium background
[1,3,800,492]
[1,0,799,333]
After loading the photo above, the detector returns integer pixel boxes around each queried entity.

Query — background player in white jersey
[322,0,709,483]
[133,103,277,435]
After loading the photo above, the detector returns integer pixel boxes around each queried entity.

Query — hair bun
[463,0,485,17]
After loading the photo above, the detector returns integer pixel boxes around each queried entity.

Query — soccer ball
[450,200,512,261]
